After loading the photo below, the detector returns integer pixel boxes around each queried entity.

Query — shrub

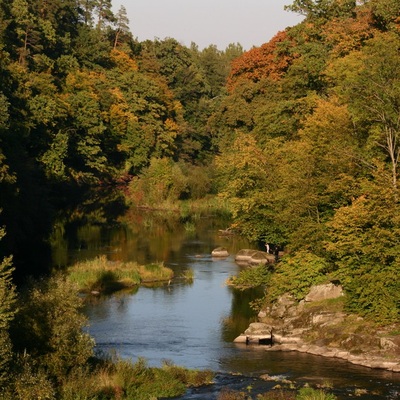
[160,361,214,387]
[227,264,271,289]
[10,275,94,382]
[12,356,56,400]
[296,387,336,400]
[267,251,330,302]
[127,157,188,207]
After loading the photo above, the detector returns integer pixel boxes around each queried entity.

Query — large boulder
[249,251,271,266]
[235,249,257,262]
[304,283,343,302]
[235,249,274,266]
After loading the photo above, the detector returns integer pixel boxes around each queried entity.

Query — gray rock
[249,251,270,265]
[305,283,343,302]
[235,249,275,265]
[235,249,257,261]
[211,247,229,257]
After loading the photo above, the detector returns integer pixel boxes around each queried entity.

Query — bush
[12,356,56,400]
[267,251,330,302]
[127,157,188,207]
[10,275,94,382]
[227,264,271,289]
[296,387,336,400]
[257,390,296,399]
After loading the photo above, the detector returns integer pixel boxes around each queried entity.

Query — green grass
[296,387,337,400]
[181,268,194,283]
[60,357,214,400]
[67,255,174,293]
[184,221,196,232]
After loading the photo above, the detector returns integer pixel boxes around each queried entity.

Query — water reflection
[52,210,400,399]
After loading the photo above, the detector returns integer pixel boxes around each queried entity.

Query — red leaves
[227,31,296,92]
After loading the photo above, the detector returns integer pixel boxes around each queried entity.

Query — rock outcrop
[234,283,400,373]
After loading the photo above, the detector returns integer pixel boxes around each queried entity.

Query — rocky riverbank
[234,283,400,373]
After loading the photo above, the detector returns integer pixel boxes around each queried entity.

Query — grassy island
[67,255,174,293]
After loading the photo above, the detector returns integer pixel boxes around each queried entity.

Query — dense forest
[0,0,399,397]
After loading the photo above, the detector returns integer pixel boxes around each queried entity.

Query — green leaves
[11,275,94,380]
[268,251,330,301]
[213,2,400,323]
[285,0,356,20]
[326,177,400,323]
[0,228,16,386]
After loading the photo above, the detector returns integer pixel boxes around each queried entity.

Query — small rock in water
[211,247,229,257]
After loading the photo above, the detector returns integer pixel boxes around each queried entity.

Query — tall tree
[227,31,295,92]
[113,5,130,49]
[11,0,41,66]
[330,32,400,192]
[94,0,114,31]
[285,0,356,20]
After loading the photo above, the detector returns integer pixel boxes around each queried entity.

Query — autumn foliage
[227,31,296,92]
[215,0,400,324]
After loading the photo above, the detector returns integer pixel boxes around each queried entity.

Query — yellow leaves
[65,70,107,92]
[110,49,138,72]
[300,96,353,143]
[109,103,137,133]
[216,130,267,172]
[164,118,179,135]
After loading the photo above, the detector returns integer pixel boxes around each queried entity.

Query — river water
[53,211,400,399]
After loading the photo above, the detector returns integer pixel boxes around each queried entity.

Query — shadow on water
[51,209,400,400]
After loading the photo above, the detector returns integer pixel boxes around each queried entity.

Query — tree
[322,5,375,57]
[11,0,41,66]
[11,275,94,382]
[195,45,228,98]
[273,96,360,252]
[227,31,295,92]
[0,227,16,389]
[330,32,400,192]
[369,0,400,31]
[113,6,130,49]
[325,173,400,323]
[215,131,279,242]
[94,0,115,31]
[77,0,97,26]
[285,0,356,20]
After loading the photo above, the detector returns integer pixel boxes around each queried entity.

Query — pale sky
[111,0,304,50]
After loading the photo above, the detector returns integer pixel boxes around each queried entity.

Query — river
[52,210,400,399]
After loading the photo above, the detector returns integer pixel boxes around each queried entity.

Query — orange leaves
[226,31,296,92]
[323,8,376,57]
[110,49,138,72]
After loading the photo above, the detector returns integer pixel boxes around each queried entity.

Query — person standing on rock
[274,246,279,263]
